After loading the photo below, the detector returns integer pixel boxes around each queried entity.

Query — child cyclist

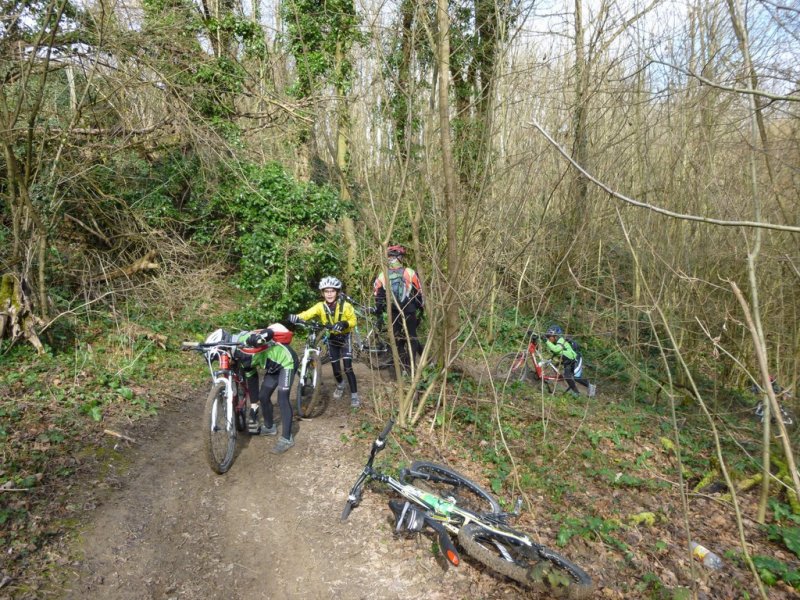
[288,276,361,408]
[544,325,596,398]
[237,323,299,454]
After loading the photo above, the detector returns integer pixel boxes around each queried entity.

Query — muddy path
[59,365,494,600]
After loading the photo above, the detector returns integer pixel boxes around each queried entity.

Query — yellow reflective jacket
[297,298,357,335]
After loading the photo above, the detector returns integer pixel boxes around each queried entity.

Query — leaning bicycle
[295,320,333,419]
[182,329,257,474]
[342,419,593,598]
[495,331,565,394]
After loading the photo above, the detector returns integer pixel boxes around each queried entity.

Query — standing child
[373,245,424,373]
[544,325,596,398]
[288,276,361,408]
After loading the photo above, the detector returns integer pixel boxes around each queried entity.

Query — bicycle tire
[402,461,501,515]
[361,332,392,370]
[203,381,237,474]
[350,330,364,364]
[234,381,249,433]
[458,522,593,599]
[495,353,530,385]
[297,357,326,418]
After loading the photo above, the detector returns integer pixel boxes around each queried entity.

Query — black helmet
[545,325,563,337]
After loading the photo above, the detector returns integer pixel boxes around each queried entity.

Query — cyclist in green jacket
[288,276,361,408]
[544,325,596,398]
[239,323,299,454]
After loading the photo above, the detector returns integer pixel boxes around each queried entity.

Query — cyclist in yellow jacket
[289,276,361,408]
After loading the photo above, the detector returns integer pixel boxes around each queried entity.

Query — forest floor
[2,358,799,599]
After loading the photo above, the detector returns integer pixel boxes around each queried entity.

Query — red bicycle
[494,331,566,394]
[183,329,260,473]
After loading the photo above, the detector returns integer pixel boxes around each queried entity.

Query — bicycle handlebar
[181,341,244,351]
[378,418,395,442]
[340,294,378,316]
[296,320,336,332]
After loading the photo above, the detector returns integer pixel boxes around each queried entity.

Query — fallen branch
[88,250,159,284]
[104,429,137,444]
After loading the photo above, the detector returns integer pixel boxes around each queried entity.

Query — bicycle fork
[300,349,320,383]
[388,500,461,566]
[211,374,235,433]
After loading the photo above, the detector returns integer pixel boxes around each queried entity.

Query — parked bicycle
[182,329,256,474]
[295,320,333,419]
[495,331,568,394]
[341,419,593,598]
[341,293,392,370]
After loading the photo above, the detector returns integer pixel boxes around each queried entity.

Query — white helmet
[318,276,342,290]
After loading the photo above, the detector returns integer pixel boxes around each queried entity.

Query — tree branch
[528,120,800,234]
[647,58,799,103]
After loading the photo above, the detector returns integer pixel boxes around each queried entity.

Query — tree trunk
[437,0,460,368]
[571,0,589,215]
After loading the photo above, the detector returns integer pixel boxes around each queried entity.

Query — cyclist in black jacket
[373,245,424,373]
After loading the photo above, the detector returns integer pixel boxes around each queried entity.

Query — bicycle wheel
[319,340,331,365]
[458,523,593,599]
[297,357,326,418]
[495,353,530,385]
[203,381,237,474]
[361,331,392,370]
[233,381,249,433]
[402,461,501,515]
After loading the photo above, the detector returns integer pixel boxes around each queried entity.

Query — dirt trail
[61,365,482,600]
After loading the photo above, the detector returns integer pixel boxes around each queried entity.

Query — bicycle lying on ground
[182,329,256,474]
[341,419,593,598]
[295,320,333,419]
[495,331,568,394]
[341,294,392,370]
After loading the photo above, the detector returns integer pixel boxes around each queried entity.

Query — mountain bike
[295,321,333,419]
[495,331,566,394]
[342,293,392,370]
[182,330,256,474]
[754,402,795,427]
[341,419,593,598]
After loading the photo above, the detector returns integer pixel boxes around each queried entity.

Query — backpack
[565,336,580,355]
[388,268,411,303]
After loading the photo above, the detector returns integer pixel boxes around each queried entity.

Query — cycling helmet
[318,276,342,290]
[387,244,406,257]
[267,323,293,344]
[205,328,230,344]
[545,325,563,337]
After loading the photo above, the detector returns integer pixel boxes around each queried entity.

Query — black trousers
[328,333,357,393]
[391,310,422,372]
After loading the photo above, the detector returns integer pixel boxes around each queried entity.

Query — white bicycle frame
[298,331,323,388]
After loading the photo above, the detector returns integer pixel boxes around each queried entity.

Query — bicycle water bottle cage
[389,500,426,533]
